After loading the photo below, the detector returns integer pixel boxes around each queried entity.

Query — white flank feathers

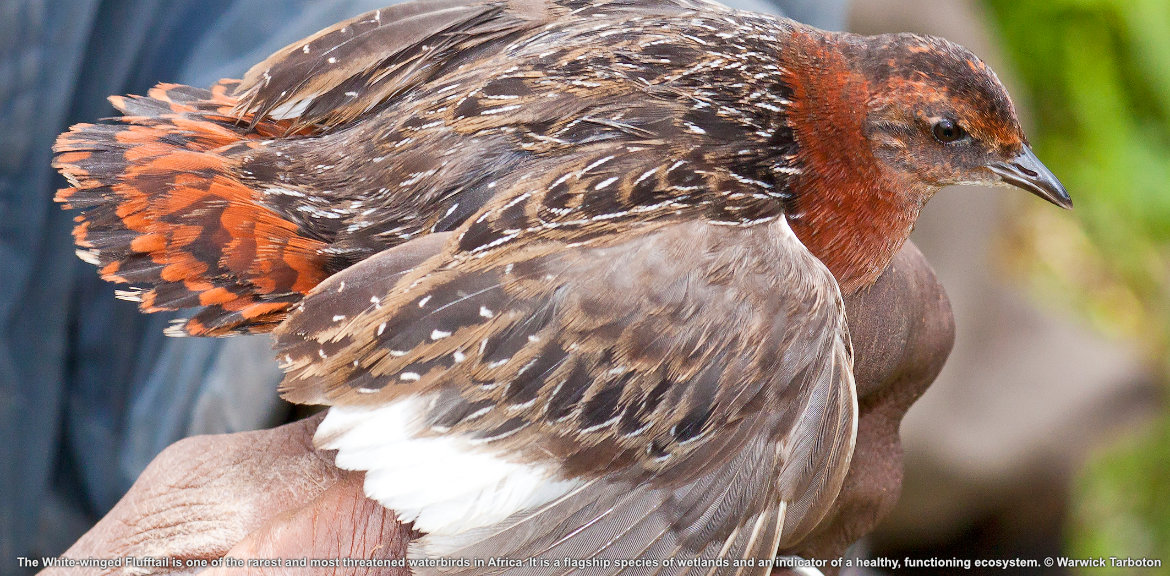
[316,397,580,549]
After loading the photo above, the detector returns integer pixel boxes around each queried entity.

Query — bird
[52,0,1071,574]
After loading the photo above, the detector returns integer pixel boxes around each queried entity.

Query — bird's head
[777,28,1070,293]
[854,33,1071,208]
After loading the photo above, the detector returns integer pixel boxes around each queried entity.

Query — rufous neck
[778,28,930,294]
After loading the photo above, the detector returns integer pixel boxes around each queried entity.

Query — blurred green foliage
[984,0,1170,570]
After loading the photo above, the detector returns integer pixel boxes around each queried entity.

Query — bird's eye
[932,118,965,143]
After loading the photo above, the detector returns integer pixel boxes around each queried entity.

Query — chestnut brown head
[856,33,1071,208]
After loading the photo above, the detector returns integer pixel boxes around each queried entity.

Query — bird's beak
[986,147,1072,209]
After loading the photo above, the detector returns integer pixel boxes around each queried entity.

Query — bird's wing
[232,0,548,131]
[230,0,739,132]
[276,190,854,573]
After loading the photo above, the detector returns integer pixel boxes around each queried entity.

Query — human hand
[40,413,410,576]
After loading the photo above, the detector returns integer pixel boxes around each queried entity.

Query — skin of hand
[41,242,953,576]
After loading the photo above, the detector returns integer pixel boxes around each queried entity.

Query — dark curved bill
[987,147,1072,209]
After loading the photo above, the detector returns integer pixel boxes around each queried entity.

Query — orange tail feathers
[54,81,329,336]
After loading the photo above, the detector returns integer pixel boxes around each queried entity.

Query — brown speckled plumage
[52,0,1069,573]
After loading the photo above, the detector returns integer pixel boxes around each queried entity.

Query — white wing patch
[316,397,582,540]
